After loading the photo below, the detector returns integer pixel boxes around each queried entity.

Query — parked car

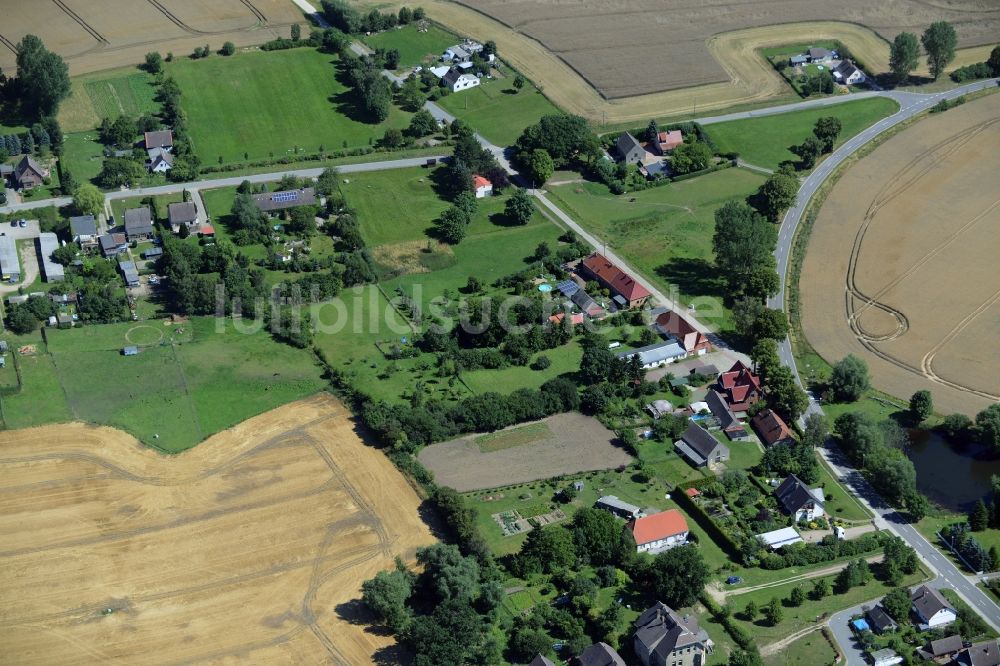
[726,576,743,585]
[18,219,26,228]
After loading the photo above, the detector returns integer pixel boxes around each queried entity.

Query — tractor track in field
[50,0,109,44]
[842,116,1000,400]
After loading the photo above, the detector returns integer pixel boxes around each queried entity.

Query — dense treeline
[833,411,928,519]
[321,0,425,35]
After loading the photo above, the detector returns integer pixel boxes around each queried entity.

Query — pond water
[908,428,997,512]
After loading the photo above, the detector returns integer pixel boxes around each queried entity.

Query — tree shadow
[372,644,414,666]
[655,257,728,301]
[427,165,454,200]
[501,88,518,95]
[334,599,393,633]
[488,211,522,228]
[329,61,381,125]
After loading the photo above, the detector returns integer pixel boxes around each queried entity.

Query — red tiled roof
[657,130,683,151]
[473,175,491,188]
[751,409,793,446]
[718,361,762,411]
[548,312,585,325]
[629,509,688,545]
[655,310,710,353]
[199,224,215,235]
[581,253,651,302]
[685,487,701,497]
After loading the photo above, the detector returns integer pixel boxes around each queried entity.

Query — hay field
[363,0,997,123]
[0,0,304,75]
[0,394,435,665]
[800,93,1000,416]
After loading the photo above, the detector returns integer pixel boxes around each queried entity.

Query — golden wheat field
[0,394,435,665]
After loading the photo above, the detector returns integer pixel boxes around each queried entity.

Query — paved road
[692,89,930,126]
[0,156,447,217]
[762,76,1000,647]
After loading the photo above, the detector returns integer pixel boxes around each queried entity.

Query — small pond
[908,428,998,512]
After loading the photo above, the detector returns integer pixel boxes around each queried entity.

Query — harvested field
[418,412,634,491]
[364,1,997,122]
[800,93,1000,416]
[0,394,435,665]
[0,0,304,76]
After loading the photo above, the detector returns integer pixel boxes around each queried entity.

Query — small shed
[123,346,139,356]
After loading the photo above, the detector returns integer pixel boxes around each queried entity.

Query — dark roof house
[99,233,128,256]
[916,634,964,661]
[144,130,173,150]
[124,207,154,239]
[253,187,317,213]
[706,390,748,440]
[167,201,199,231]
[529,655,556,666]
[14,155,49,189]
[572,642,625,666]
[675,424,729,468]
[615,132,646,165]
[70,215,98,240]
[775,474,825,521]
[633,601,713,666]
[959,640,1000,666]
[911,585,957,629]
[866,605,898,634]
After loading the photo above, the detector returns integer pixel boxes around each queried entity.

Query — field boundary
[785,86,1000,393]
[373,1,996,124]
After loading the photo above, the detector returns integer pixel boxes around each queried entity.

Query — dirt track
[0,393,435,665]
[0,0,303,76]
[800,93,1000,416]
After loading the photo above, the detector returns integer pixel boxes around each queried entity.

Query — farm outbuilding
[123,346,139,356]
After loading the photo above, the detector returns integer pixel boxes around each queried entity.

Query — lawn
[362,24,456,69]
[57,67,160,133]
[168,49,412,165]
[704,97,899,170]
[461,341,583,395]
[547,168,767,331]
[0,333,74,430]
[4,318,327,452]
[60,132,106,186]
[341,167,451,246]
[815,457,871,522]
[764,629,838,666]
[436,77,561,146]
[726,569,927,648]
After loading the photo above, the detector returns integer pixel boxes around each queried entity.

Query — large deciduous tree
[15,35,71,117]
[711,200,778,292]
[749,171,798,222]
[812,116,842,153]
[72,184,104,217]
[829,354,870,402]
[889,32,921,83]
[647,546,710,609]
[921,21,958,80]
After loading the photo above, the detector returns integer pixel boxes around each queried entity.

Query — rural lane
[764,76,1000,643]
[0,156,447,217]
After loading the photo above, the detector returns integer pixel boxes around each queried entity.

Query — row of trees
[0,118,63,162]
[788,116,842,170]
[834,411,928,519]
[342,54,394,122]
[888,21,959,83]
[321,0,425,35]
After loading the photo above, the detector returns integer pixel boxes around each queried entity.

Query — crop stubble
[365,0,997,123]
[0,0,304,76]
[0,394,434,665]
[799,93,1000,416]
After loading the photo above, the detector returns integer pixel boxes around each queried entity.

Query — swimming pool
[538,283,553,292]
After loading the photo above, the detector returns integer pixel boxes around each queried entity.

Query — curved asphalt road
[763,77,1000,656]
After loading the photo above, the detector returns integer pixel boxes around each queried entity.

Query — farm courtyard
[800,92,1000,416]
